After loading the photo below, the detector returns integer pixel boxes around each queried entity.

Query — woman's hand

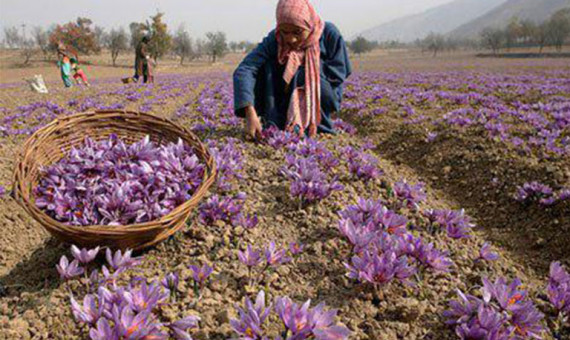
[245,106,263,141]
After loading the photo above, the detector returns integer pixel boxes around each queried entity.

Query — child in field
[57,50,73,88]
[70,58,90,87]
[233,0,352,139]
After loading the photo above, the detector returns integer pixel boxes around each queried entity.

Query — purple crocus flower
[332,118,356,135]
[347,152,383,181]
[169,315,200,340]
[310,302,351,340]
[105,248,142,271]
[558,189,570,201]
[70,293,103,326]
[161,272,180,294]
[481,277,527,311]
[443,289,480,325]
[274,295,350,339]
[393,180,427,209]
[114,306,165,339]
[445,276,544,340]
[274,296,312,335]
[188,264,213,286]
[478,243,499,261]
[230,290,272,339]
[514,181,554,204]
[547,261,570,313]
[89,318,118,340]
[264,242,291,267]
[337,218,377,253]
[377,207,408,235]
[122,280,169,313]
[56,255,84,280]
[281,155,343,204]
[425,209,474,239]
[549,261,570,285]
[289,242,305,255]
[238,245,263,267]
[413,241,453,272]
[345,250,415,286]
[232,213,259,230]
[71,245,100,264]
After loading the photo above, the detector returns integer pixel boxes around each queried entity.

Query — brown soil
[0,51,568,339]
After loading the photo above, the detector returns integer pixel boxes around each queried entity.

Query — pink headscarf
[276,0,324,137]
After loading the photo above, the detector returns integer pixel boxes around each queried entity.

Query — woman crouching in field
[233,0,352,139]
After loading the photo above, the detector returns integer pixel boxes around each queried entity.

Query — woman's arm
[233,31,276,117]
[321,23,352,87]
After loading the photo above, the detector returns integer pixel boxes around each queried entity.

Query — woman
[134,36,153,83]
[233,0,352,139]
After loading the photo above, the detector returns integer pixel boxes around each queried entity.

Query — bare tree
[193,38,206,60]
[420,32,446,56]
[3,26,23,48]
[173,25,193,65]
[93,26,106,53]
[32,26,50,60]
[205,31,228,63]
[105,28,129,66]
[519,19,537,46]
[481,27,504,55]
[532,22,549,53]
[505,17,522,51]
[546,8,570,52]
[21,39,36,65]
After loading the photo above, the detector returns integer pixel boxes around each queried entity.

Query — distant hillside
[450,0,570,39]
[358,0,507,43]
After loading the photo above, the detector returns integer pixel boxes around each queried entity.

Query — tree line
[346,7,570,57]
[2,12,258,66]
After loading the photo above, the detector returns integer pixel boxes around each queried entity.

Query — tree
[423,32,446,56]
[105,28,128,66]
[21,39,36,64]
[32,26,50,60]
[546,8,570,52]
[519,19,537,46]
[349,36,375,55]
[129,22,147,49]
[505,17,523,50]
[205,31,228,63]
[93,26,107,52]
[49,17,100,55]
[193,38,206,60]
[146,12,172,62]
[534,22,549,53]
[3,26,23,48]
[229,41,240,53]
[173,25,193,65]
[480,27,504,55]
[242,41,257,53]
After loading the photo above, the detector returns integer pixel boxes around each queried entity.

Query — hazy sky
[0,0,455,42]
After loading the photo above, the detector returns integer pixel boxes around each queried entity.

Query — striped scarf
[276,0,324,137]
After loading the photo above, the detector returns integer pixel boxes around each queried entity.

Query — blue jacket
[233,22,352,134]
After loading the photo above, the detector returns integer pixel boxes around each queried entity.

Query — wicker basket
[12,110,217,250]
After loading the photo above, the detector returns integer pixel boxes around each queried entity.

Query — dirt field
[0,48,568,339]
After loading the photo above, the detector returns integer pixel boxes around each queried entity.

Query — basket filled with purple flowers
[12,110,216,250]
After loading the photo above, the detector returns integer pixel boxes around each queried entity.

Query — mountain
[358,0,507,43]
[450,0,570,39]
